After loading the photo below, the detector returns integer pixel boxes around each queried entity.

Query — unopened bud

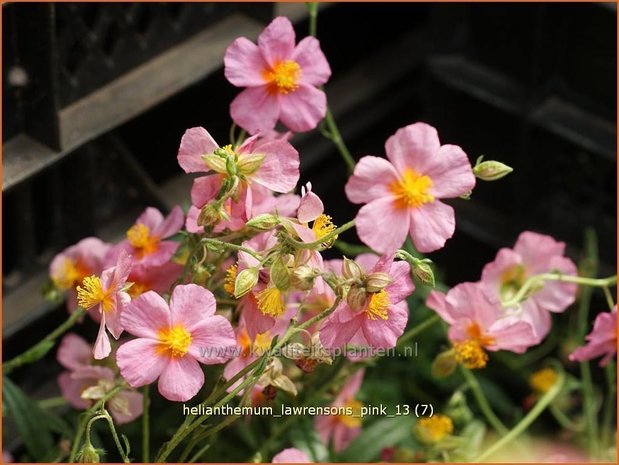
[291,265,316,291]
[473,157,513,181]
[342,257,364,281]
[202,153,228,174]
[347,285,368,311]
[431,350,457,378]
[270,257,291,291]
[77,443,101,463]
[237,153,265,176]
[246,213,280,231]
[234,267,259,298]
[197,202,228,227]
[365,272,392,293]
[281,342,306,360]
[192,264,211,285]
[412,259,436,288]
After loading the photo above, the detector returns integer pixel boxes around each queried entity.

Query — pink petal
[116,338,167,387]
[105,302,124,340]
[339,369,365,399]
[189,316,237,364]
[224,37,269,87]
[121,291,171,338]
[292,36,331,86]
[138,241,178,268]
[514,300,552,343]
[332,424,360,453]
[230,87,280,135]
[169,284,217,331]
[319,314,363,348]
[480,248,523,302]
[355,197,410,254]
[185,206,204,234]
[513,231,566,274]
[57,372,89,409]
[158,356,204,402]
[408,200,455,253]
[446,282,501,329]
[426,144,475,199]
[177,127,218,174]
[191,175,222,208]
[136,207,164,230]
[278,84,326,133]
[93,317,112,360]
[489,319,538,353]
[240,294,276,339]
[385,123,441,174]
[426,290,456,324]
[361,301,408,348]
[257,16,295,66]
[110,390,144,425]
[154,205,184,239]
[57,333,91,370]
[272,448,312,463]
[345,156,399,204]
[385,261,415,303]
[531,255,577,313]
[251,139,300,193]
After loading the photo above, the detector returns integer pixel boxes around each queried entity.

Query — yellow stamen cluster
[312,214,337,243]
[415,414,454,443]
[365,290,390,320]
[453,339,488,369]
[157,325,192,358]
[53,258,84,290]
[255,287,286,317]
[529,367,559,394]
[389,168,435,209]
[126,223,158,257]
[338,398,364,428]
[224,264,238,297]
[76,275,113,312]
[127,282,149,299]
[254,331,273,354]
[263,60,301,94]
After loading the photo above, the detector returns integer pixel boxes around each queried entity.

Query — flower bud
[202,153,228,174]
[246,213,280,231]
[342,257,364,281]
[473,158,513,181]
[291,265,316,291]
[197,202,229,227]
[347,285,368,311]
[431,350,458,378]
[270,257,291,291]
[77,443,101,463]
[412,259,436,288]
[233,267,259,298]
[365,272,392,293]
[237,153,265,176]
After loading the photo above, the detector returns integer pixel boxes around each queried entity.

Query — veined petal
[408,201,455,253]
[116,339,167,387]
[251,139,300,193]
[345,156,399,204]
[292,36,331,86]
[385,123,441,174]
[426,144,475,199]
[230,87,280,135]
[224,37,270,87]
[121,291,171,338]
[355,197,410,254]
[278,84,326,133]
[158,356,204,402]
[257,16,295,66]
[169,284,216,331]
[188,316,237,364]
[177,127,219,174]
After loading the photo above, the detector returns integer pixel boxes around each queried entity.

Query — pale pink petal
[108,249,133,291]
[292,36,331,86]
[361,301,408,348]
[189,316,238,364]
[355,197,410,254]
[446,282,501,329]
[426,145,475,199]
[408,200,455,253]
[339,369,365,399]
[480,248,523,303]
[426,290,456,324]
[136,207,164,231]
[191,175,222,208]
[297,186,324,223]
[158,356,204,402]
[153,205,184,239]
[355,253,380,271]
[241,294,276,339]
[514,300,552,343]
[224,37,269,87]
[345,156,400,204]
[272,448,312,463]
[315,415,335,447]
[185,206,204,234]
[384,261,415,303]
[121,291,171,338]
[385,123,441,174]
[116,339,167,387]
[177,127,218,174]
[514,231,566,274]
[138,241,178,268]
[57,371,90,409]
[569,310,617,366]
[170,284,216,330]
[57,333,92,370]
[230,87,280,135]
[257,16,295,66]
[319,314,363,348]
[105,304,124,340]
[488,319,538,353]
[93,317,112,360]
[251,139,300,193]
[110,390,144,425]
[532,256,577,313]
[279,84,326,133]
[332,424,360,453]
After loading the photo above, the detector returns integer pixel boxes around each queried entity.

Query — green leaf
[3,376,56,460]
[339,415,415,462]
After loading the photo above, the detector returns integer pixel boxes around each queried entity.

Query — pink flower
[126,261,183,299]
[224,16,331,134]
[272,448,312,463]
[116,284,237,402]
[319,254,414,350]
[49,237,110,311]
[109,206,184,267]
[56,334,143,424]
[427,282,539,369]
[569,306,617,367]
[315,370,365,453]
[345,123,475,254]
[480,231,578,342]
[77,250,133,360]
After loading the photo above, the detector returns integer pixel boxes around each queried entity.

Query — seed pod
[342,257,364,281]
[347,285,368,311]
[234,267,259,298]
[365,272,392,293]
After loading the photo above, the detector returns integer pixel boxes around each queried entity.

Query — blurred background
[3,2,616,460]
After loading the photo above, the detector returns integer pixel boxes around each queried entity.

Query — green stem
[548,402,584,432]
[202,238,263,260]
[602,286,615,311]
[235,129,247,148]
[460,367,509,436]
[307,2,318,37]
[188,443,212,463]
[101,412,131,463]
[601,361,616,450]
[142,384,150,462]
[396,315,440,349]
[323,108,355,174]
[473,372,565,462]
[38,396,67,409]
[285,220,356,250]
[334,240,376,257]
[3,307,86,375]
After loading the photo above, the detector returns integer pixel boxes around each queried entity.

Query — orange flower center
[389,168,434,209]
[452,323,495,369]
[53,258,90,290]
[263,60,301,94]
[337,398,364,428]
[157,325,192,358]
[126,223,159,258]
